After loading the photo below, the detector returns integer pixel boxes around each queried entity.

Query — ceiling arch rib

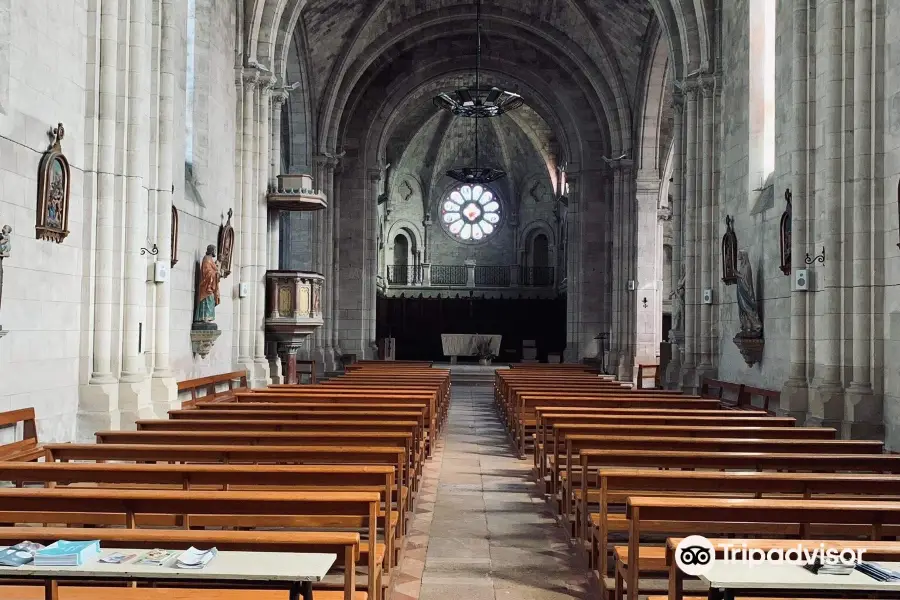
[318,6,629,158]
[333,29,606,165]
[340,60,588,179]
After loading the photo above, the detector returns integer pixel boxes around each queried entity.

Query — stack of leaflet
[33,540,101,567]
[175,547,218,569]
[804,558,856,576]
[856,562,900,582]
[0,542,44,566]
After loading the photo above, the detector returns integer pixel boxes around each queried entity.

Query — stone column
[697,77,717,380]
[238,68,258,372]
[252,75,273,386]
[81,0,122,437]
[634,172,661,368]
[119,0,154,425]
[665,92,684,388]
[332,161,344,362]
[781,0,811,420]
[150,0,178,415]
[269,90,288,270]
[845,0,879,438]
[680,80,699,391]
[622,168,637,381]
[311,158,328,371]
[563,172,582,362]
[809,0,844,428]
[607,169,621,370]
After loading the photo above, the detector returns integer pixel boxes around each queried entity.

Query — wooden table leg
[44,580,58,600]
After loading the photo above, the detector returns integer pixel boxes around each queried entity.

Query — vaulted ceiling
[258,0,709,176]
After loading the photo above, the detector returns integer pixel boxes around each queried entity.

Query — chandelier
[437,0,523,184]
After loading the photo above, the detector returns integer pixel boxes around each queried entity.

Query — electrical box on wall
[627,280,636,291]
[239,282,250,298]
[702,289,713,304]
[153,262,169,283]
[795,269,810,291]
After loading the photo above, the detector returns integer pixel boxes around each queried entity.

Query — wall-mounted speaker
[153,262,169,283]
[795,269,809,291]
[627,280,636,291]
[239,282,251,298]
[702,289,713,305]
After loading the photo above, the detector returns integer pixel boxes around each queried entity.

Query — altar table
[441,334,502,363]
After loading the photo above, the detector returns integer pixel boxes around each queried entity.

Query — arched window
[749,0,776,190]
[532,234,549,269]
[441,184,501,242]
[391,234,409,285]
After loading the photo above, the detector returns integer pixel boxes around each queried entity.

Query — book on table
[0,542,44,567]
[856,562,900,582]
[804,558,856,576]
[33,540,101,567]
[135,549,179,567]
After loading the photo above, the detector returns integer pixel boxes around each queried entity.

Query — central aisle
[391,385,590,600]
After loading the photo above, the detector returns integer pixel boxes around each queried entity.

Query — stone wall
[0,0,87,443]
[715,0,792,390]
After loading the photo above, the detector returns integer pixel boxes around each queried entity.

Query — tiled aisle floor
[391,385,591,600]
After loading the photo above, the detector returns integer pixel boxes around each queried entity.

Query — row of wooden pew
[0,360,448,600]
[495,364,900,600]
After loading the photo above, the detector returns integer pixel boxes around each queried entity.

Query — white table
[441,334,501,363]
[0,548,336,600]
[702,560,900,599]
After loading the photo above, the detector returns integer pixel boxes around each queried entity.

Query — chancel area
[1,0,900,599]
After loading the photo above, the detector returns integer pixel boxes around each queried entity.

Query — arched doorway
[392,234,409,284]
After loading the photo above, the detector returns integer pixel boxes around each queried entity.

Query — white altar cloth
[441,334,502,358]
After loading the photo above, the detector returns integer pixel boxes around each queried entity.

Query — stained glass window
[441,184,501,242]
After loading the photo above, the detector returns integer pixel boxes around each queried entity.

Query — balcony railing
[475,265,511,287]
[386,264,555,288]
[430,265,467,286]
[520,266,554,287]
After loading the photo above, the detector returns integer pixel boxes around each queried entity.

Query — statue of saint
[194,244,221,324]
[670,267,685,332]
[736,250,763,337]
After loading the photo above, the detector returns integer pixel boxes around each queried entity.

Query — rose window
[441,184,501,242]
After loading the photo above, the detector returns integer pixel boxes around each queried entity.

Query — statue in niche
[194,245,221,327]
[0,224,10,313]
[171,206,180,268]
[721,216,738,284]
[669,267,685,333]
[217,209,235,279]
[36,123,71,243]
[735,250,763,338]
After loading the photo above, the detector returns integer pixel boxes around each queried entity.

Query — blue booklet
[33,540,101,567]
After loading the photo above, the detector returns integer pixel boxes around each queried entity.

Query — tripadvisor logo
[675,536,866,576]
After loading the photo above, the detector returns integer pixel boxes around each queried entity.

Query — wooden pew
[0,461,402,571]
[44,444,410,497]
[534,411,790,478]
[621,497,900,600]
[0,488,383,600]
[0,409,43,462]
[560,436,884,522]
[93,432,417,487]
[232,392,440,456]
[133,419,425,476]
[177,371,249,408]
[0,527,363,600]
[589,469,900,576]
[511,396,721,458]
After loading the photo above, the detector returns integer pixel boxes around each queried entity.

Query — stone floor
[391,385,591,600]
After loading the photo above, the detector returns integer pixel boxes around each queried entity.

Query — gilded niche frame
[36,123,71,244]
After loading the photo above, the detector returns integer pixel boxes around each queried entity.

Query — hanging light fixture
[437,0,522,184]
